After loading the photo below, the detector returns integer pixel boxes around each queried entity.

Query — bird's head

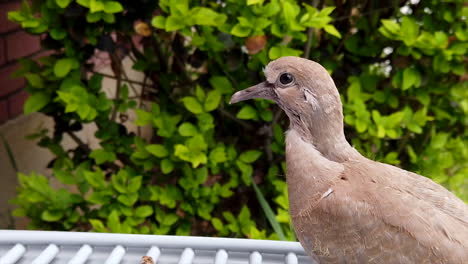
[230,56,344,141]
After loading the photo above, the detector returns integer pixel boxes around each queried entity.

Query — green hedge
[8,0,467,238]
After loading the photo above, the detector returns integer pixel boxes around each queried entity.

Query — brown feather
[230,56,468,263]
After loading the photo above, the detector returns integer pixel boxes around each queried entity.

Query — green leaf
[50,28,67,40]
[76,0,90,7]
[273,124,284,143]
[86,12,101,23]
[118,193,138,206]
[407,122,422,133]
[187,135,208,151]
[84,169,106,189]
[252,182,286,240]
[89,219,106,232]
[21,19,40,28]
[236,160,253,185]
[209,146,227,164]
[282,1,304,31]
[384,152,400,165]
[433,53,450,73]
[55,0,72,8]
[87,191,110,204]
[135,205,153,218]
[211,217,224,231]
[319,6,335,16]
[152,16,166,29]
[89,0,105,12]
[268,46,302,60]
[41,210,64,222]
[107,210,121,232]
[159,213,178,226]
[400,16,419,46]
[182,97,204,114]
[431,133,449,149]
[54,58,75,78]
[238,206,252,228]
[128,176,142,193]
[192,7,226,26]
[103,1,123,13]
[134,109,152,126]
[23,92,50,114]
[204,90,222,112]
[239,150,262,163]
[323,25,341,38]
[112,170,127,193]
[381,19,400,35]
[236,105,257,120]
[90,149,117,164]
[175,143,207,168]
[146,144,168,158]
[260,109,273,122]
[209,76,233,94]
[102,13,115,23]
[161,159,174,174]
[195,86,206,101]
[178,122,198,137]
[166,16,185,31]
[197,113,214,132]
[402,68,421,90]
[231,23,251,37]
[247,0,264,5]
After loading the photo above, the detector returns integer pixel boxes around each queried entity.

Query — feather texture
[230,56,468,263]
[286,130,468,263]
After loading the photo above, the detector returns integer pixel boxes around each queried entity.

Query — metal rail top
[0,230,313,264]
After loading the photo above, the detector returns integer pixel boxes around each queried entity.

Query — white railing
[0,230,313,264]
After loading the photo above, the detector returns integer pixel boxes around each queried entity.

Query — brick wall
[0,0,42,124]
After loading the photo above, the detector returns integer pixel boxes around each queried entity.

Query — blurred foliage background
[7,0,468,239]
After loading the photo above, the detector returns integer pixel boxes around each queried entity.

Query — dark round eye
[279,73,294,85]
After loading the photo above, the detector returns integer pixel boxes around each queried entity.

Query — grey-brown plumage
[230,56,468,263]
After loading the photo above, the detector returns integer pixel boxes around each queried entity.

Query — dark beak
[230,82,275,104]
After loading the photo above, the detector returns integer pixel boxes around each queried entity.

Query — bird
[230,56,468,264]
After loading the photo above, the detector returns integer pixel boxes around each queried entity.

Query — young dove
[230,56,468,263]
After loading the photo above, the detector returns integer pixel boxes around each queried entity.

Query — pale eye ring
[279,72,294,85]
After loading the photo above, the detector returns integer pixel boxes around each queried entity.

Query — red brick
[7,89,28,118]
[0,38,5,66]
[0,100,7,124]
[0,1,21,34]
[0,63,25,97]
[6,31,41,62]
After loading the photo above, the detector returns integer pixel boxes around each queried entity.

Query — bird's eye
[279,73,294,85]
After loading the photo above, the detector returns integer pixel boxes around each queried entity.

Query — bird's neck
[288,114,360,163]
[285,129,347,216]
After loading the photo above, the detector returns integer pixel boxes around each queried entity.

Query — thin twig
[218,107,254,130]
[139,75,148,107]
[396,132,411,156]
[334,6,393,22]
[272,108,283,125]
[213,54,239,88]
[66,131,90,152]
[304,0,321,59]
[136,75,149,137]
[120,66,140,96]
[110,53,122,121]
[261,124,274,163]
[89,70,148,87]
[263,109,283,163]
[303,28,315,59]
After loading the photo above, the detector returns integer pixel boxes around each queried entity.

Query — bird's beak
[230,82,274,104]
